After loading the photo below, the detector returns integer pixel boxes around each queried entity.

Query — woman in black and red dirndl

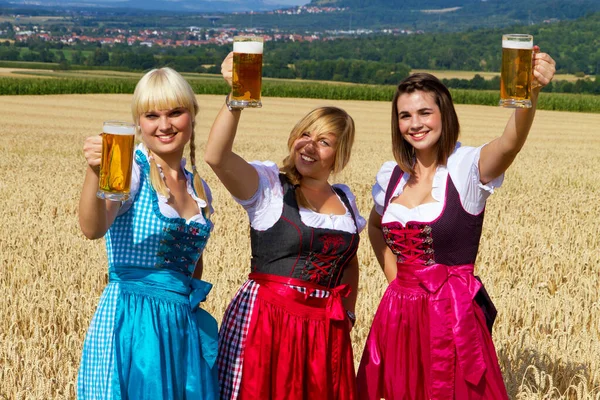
[358,50,556,400]
[206,53,366,400]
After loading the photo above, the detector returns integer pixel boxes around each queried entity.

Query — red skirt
[357,264,509,400]
[238,273,357,400]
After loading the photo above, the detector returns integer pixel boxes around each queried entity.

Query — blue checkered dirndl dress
[77,149,219,400]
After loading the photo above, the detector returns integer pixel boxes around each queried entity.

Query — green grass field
[0,66,598,113]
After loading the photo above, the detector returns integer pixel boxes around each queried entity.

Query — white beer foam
[104,124,135,135]
[234,41,264,54]
[502,40,533,50]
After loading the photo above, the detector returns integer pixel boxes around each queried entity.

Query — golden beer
[97,121,136,201]
[231,36,264,108]
[499,34,533,108]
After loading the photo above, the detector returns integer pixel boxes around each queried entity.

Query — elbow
[80,225,105,240]
[78,219,106,240]
[203,151,223,169]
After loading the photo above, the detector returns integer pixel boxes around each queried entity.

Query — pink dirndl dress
[357,158,509,400]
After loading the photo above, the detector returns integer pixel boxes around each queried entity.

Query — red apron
[239,273,357,400]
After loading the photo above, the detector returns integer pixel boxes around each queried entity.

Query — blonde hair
[131,67,210,217]
[280,106,355,209]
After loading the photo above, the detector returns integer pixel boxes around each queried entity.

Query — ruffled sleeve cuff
[472,145,504,194]
[372,161,399,216]
[448,144,504,215]
[234,160,282,215]
[332,184,367,233]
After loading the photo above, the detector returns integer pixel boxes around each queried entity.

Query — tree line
[1,12,599,93]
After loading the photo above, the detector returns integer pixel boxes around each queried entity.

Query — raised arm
[78,135,121,239]
[204,52,259,200]
[367,207,398,283]
[479,48,556,184]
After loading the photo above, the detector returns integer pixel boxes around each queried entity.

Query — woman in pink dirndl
[357,49,556,400]
[206,53,365,400]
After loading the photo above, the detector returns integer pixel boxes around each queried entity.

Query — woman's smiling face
[291,130,338,181]
[138,107,193,156]
[396,90,442,155]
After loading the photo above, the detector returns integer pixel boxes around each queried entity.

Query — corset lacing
[383,224,435,266]
[303,251,340,283]
[157,224,209,275]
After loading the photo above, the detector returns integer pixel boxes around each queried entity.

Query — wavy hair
[280,106,355,209]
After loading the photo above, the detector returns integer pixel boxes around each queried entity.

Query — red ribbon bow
[325,283,351,321]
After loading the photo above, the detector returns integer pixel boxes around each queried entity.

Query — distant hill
[308,0,600,29]
[1,0,598,32]
[0,0,310,12]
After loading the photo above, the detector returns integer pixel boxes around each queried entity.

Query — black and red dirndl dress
[218,174,360,400]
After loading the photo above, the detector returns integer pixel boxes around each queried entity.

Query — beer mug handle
[531,49,543,89]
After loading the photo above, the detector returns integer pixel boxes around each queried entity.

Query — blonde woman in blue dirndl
[77,67,219,399]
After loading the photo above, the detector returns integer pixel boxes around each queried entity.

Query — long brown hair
[391,73,460,175]
[279,106,355,209]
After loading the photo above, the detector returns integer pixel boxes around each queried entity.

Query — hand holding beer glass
[229,36,264,109]
[97,120,136,201]
[499,34,534,108]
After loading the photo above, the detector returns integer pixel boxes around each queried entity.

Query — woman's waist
[109,266,192,296]
[250,260,347,288]
[249,272,332,300]
[110,266,212,308]
[392,262,477,294]
[249,272,351,321]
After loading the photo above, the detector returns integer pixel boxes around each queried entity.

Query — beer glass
[499,34,533,108]
[97,121,136,201]
[231,36,264,108]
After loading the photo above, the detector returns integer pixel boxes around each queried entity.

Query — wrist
[346,309,356,326]
[87,164,100,175]
[225,93,242,112]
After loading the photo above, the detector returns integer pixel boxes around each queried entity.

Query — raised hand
[221,51,234,88]
[532,46,556,90]
[83,135,103,172]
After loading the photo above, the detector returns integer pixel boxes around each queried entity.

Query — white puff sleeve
[233,161,284,230]
[372,161,400,216]
[448,144,504,215]
[332,184,367,233]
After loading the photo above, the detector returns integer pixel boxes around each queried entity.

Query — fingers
[221,52,234,88]
[532,51,556,88]
[83,135,103,169]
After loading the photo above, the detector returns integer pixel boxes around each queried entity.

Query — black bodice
[250,175,360,289]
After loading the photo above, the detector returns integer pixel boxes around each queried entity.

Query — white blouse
[374,143,504,225]
[235,161,367,234]
[118,144,213,225]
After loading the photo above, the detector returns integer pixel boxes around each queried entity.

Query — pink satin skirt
[357,271,509,400]
[239,274,357,400]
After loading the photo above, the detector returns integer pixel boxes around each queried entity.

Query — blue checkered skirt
[77,281,218,400]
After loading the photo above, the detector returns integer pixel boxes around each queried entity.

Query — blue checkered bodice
[105,150,212,277]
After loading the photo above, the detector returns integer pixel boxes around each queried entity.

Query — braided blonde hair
[131,67,211,218]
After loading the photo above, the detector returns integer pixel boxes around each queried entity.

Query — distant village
[2,5,424,48]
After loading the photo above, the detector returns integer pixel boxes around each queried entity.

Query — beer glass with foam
[231,36,264,108]
[97,121,136,201]
[499,34,533,108]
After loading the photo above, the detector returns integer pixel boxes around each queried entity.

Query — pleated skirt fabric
[77,282,219,400]
[357,279,509,400]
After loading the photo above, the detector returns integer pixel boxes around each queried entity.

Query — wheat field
[0,94,599,399]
